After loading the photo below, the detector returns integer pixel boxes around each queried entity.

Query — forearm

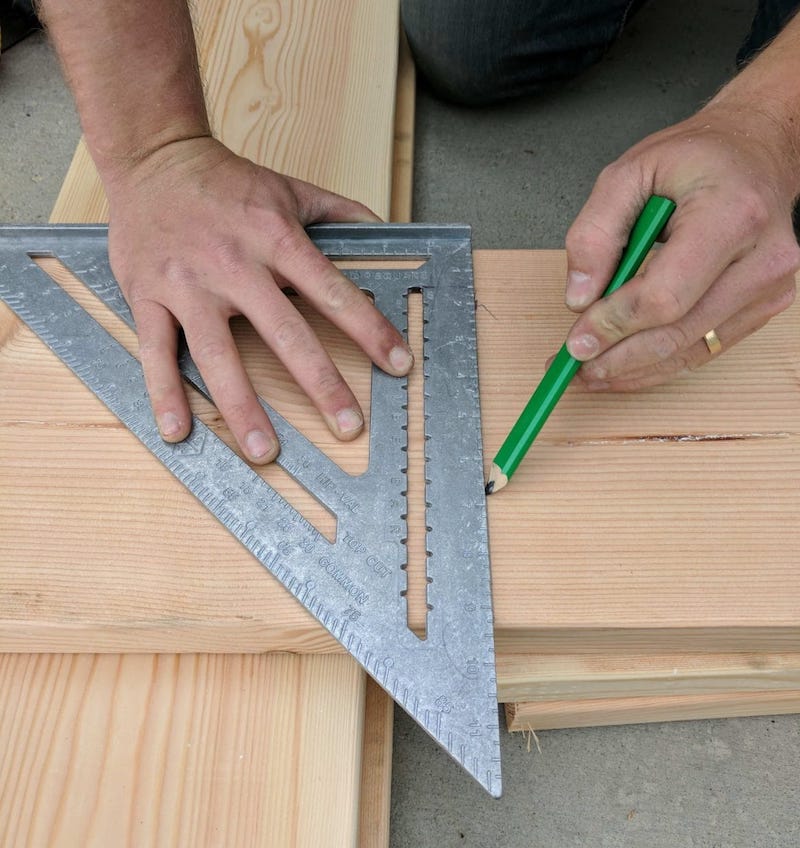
[38,0,210,187]
[707,10,800,186]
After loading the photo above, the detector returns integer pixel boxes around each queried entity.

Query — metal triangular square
[0,223,501,796]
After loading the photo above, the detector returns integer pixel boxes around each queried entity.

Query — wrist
[100,134,233,207]
[39,0,213,192]
[701,95,800,199]
[93,123,214,194]
[704,18,800,196]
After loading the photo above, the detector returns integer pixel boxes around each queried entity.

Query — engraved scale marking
[0,224,501,797]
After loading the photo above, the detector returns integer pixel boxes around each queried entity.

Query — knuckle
[313,368,348,402]
[649,326,683,360]
[148,381,177,403]
[192,336,230,364]
[765,282,797,318]
[565,217,621,259]
[222,398,255,424]
[686,354,704,372]
[271,315,311,352]
[595,160,625,190]
[765,242,800,281]
[162,258,199,289]
[596,304,629,339]
[639,285,686,326]
[211,240,246,276]
[736,189,770,235]
[322,274,361,314]
[137,336,161,362]
[263,212,304,257]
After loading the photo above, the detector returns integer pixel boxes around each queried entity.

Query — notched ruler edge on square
[0,223,502,797]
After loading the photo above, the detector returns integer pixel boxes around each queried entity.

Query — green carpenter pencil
[485,194,676,495]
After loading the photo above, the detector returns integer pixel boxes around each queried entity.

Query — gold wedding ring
[703,328,722,356]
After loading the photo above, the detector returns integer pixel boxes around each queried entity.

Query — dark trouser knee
[400,0,645,106]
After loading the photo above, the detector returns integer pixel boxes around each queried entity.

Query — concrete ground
[1,2,798,846]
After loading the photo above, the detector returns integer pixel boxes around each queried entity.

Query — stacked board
[3,246,799,707]
[472,250,800,728]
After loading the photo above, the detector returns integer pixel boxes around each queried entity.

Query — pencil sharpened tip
[485,462,509,495]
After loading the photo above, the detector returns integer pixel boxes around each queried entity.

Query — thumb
[564,165,652,312]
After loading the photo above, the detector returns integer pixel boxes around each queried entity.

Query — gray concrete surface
[0,29,80,221]
[1,3,798,847]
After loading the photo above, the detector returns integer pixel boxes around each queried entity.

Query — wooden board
[0,653,366,847]
[357,678,394,848]
[496,651,800,703]
[2,251,798,656]
[480,252,799,654]
[505,689,800,732]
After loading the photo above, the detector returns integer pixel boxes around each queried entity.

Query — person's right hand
[105,136,414,464]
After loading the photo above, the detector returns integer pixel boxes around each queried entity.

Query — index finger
[264,223,414,376]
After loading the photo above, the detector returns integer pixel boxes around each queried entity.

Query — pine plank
[496,651,800,703]
[505,689,800,732]
[2,250,798,654]
[0,653,365,847]
[478,251,800,653]
[357,678,394,848]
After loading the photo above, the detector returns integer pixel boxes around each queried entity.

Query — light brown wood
[357,679,394,848]
[0,653,365,847]
[479,253,800,654]
[497,651,800,703]
[505,689,800,731]
[2,251,798,656]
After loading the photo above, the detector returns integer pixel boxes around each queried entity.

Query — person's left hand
[562,99,800,391]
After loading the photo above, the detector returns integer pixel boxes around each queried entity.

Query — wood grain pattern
[0,653,365,847]
[357,679,394,848]
[202,0,398,218]
[2,252,798,656]
[478,252,800,653]
[496,651,800,703]
[505,689,800,731]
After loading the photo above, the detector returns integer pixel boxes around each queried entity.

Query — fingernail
[159,411,182,438]
[567,334,600,360]
[565,271,594,310]
[245,429,274,461]
[389,345,413,373]
[336,407,363,435]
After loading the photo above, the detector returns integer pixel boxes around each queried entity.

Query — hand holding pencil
[486,195,676,495]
